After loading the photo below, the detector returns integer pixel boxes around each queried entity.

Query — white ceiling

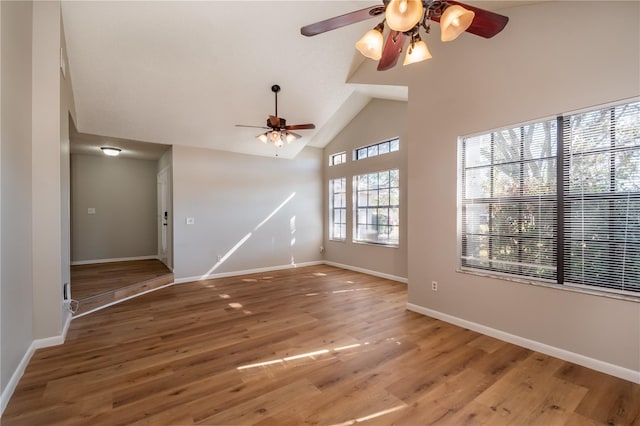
[62,1,535,160]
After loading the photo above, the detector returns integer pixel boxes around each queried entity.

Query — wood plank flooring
[71,259,172,300]
[3,265,639,425]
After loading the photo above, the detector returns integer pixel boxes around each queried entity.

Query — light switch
[88,208,96,214]
[186,217,195,225]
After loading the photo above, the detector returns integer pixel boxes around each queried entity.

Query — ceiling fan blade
[235,124,270,130]
[301,5,385,37]
[285,123,316,131]
[431,1,509,39]
[268,115,281,128]
[377,31,406,71]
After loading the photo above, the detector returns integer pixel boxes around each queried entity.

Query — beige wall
[172,145,323,281]
[71,154,158,263]
[1,0,34,395]
[31,0,64,340]
[403,2,639,374]
[323,99,408,280]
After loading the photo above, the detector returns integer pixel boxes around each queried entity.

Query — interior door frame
[157,166,172,269]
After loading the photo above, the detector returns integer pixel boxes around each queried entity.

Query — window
[354,138,399,161]
[330,152,346,166]
[329,177,347,241]
[563,102,640,294]
[458,100,640,296]
[353,169,399,246]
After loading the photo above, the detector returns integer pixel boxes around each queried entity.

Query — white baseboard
[174,261,324,284]
[71,255,159,266]
[324,261,408,284]
[407,303,640,384]
[0,341,35,416]
[0,313,73,416]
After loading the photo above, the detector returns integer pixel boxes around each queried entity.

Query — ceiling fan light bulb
[355,28,384,60]
[440,5,475,42]
[403,39,432,65]
[268,130,281,143]
[286,132,297,143]
[257,133,269,144]
[385,0,424,32]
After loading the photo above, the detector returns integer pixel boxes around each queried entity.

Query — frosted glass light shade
[355,28,384,60]
[268,130,281,143]
[101,147,121,156]
[403,40,432,65]
[285,132,297,143]
[385,0,424,32]
[440,5,474,42]
[257,133,269,143]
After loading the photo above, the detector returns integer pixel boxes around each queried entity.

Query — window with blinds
[459,99,639,296]
[563,102,640,294]
[460,120,558,281]
[329,177,347,241]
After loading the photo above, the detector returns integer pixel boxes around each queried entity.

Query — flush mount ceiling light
[302,0,509,71]
[100,146,121,156]
[235,85,315,148]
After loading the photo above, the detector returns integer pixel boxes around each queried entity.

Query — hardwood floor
[71,259,172,300]
[71,259,173,316]
[3,265,638,425]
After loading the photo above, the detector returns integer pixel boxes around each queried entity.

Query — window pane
[465,167,491,199]
[460,118,558,282]
[329,177,346,240]
[353,169,399,246]
[523,158,557,196]
[464,134,492,168]
[493,163,520,197]
[368,145,378,157]
[357,148,367,159]
[390,139,400,152]
[569,152,610,193]
[616,103,640,148]
[379,142,390,154]
[616,150,640,191]
[493,129,521,164]
[564,101,640,294]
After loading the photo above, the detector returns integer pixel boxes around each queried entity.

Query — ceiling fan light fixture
[355,23,384,60]
[440,5,475,42]
[257,133,269,144]
[385,0,424,32]
[403,38,432,65]
[268,130,282,143]
[100,146,121,156]
[285,132,297,143]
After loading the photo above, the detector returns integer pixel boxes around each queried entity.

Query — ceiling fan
[235,85,316,148]
[301,0,509,71]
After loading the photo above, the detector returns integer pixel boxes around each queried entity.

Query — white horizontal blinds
[329,177,347,241]
[563,101,640,293]
[460,119,558,280]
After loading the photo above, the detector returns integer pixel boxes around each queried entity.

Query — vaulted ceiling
[62,1,531,160]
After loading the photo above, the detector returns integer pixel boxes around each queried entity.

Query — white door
[157,167,171,268]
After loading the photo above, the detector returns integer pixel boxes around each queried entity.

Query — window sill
[353,240,399,248]
[456,267,640,303]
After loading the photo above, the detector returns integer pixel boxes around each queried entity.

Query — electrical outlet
[431,281,438,292]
